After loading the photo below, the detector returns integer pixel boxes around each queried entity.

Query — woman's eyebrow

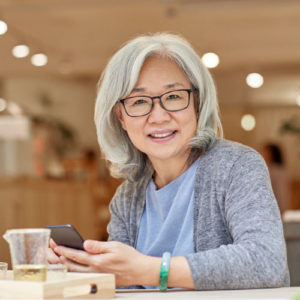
[132,82,185,93]
[164,82,185,89]
[131,87,146,93]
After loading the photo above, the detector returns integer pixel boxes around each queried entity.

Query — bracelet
[159,252,171,292]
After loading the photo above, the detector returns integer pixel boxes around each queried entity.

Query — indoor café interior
[0,0,300,298]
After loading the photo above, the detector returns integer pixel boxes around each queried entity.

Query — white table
[117,287,300,299]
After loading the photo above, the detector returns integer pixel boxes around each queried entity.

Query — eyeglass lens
[123,89,190,116]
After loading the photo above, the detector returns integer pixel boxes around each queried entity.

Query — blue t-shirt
[136,158,199,258]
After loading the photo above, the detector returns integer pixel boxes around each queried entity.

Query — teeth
[150,132,173,138]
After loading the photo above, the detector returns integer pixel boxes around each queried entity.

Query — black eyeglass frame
[119,88,194,117]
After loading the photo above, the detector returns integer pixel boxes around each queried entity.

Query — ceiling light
[241,114,256,131]
[246,73,264,88]
[12,44,30,58]
[31,53,48,67]
[0,98,7,112]
[202,52,220,68]
[0,20,7,35]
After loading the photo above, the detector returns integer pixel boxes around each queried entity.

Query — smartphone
[46,224,85,250]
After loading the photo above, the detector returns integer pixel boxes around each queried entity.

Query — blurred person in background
[261,143,290,214]
[48,33,289,290]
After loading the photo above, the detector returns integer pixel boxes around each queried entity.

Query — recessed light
[246,73,264,88]
[202,52,220,69]
[241,114,256,131]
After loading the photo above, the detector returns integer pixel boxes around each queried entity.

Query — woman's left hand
[53,240,160,287]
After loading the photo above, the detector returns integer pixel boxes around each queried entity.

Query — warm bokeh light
[31,53,48,67]
[246,73,264,88]
[7,102,22,115]
[0,98,7,112]
[0,20,7,35]
[202,52,220,68]
[241,114,256,131]
[12,45,30,58]
[296,95,300,106]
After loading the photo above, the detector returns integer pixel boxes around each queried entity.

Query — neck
[151,150,199,189]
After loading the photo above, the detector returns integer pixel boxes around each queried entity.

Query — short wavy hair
[95,32,223,180]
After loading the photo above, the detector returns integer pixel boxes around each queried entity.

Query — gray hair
[94,32,223,180]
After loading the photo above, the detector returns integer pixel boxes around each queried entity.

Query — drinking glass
[47,263,67,281]
[3,228,50,281]
[0,262,8,280]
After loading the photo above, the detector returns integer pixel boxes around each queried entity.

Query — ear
[114,104,127,131]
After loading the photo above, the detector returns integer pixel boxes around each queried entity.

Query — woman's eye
[133,99,147,105]
[166,94,180,100]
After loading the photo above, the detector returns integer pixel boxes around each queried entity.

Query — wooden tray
[0,271,115,299]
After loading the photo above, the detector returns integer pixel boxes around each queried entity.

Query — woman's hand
[47,238,60,264]
[53,240,161,287]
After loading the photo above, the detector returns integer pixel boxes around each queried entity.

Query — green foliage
[280,117,300,137]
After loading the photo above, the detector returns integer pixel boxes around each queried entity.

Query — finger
[49,238,57,249]
[54,246,94,266]
[47,248,60,264]
[59,256,91,273]
[84,240,118,254]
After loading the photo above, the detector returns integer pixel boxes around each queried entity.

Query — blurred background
[0,0,299,282]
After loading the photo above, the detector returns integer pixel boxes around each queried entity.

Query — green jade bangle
[159,252,171,291]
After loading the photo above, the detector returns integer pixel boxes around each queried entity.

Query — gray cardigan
[107,139,290,289]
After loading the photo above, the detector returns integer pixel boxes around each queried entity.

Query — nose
[148,98,171,123]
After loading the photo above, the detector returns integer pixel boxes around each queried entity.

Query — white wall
[2,76,299,180]
[4,76,99,151]
[221,105,300,180]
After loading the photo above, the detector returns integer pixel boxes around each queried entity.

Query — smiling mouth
[149,131,176,138]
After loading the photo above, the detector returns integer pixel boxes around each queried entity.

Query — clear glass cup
[0,262,8,280]
[47,263,67,281]
[3,228,50,281]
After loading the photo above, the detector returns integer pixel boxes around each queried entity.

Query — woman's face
[117,56,198,166]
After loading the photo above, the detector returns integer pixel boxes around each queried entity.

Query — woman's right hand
[47,238,60,264]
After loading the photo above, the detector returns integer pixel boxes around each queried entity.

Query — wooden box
[0,271,115,299]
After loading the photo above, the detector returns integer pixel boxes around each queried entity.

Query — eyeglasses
[119,89,193,117]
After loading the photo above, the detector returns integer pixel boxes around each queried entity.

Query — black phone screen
[46,224,84,250]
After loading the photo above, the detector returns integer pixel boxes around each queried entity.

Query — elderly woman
[50,33,289,290]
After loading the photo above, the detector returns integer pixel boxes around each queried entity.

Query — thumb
[83,240,111,254]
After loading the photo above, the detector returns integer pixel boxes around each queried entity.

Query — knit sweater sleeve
[107,182,132,245]
[185,150,290,290]
[106,176,149,247]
